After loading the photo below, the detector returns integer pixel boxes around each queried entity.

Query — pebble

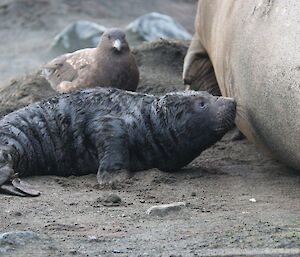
[87,235,97,241]
[93,193,122,207]
[104,194,122,204]
[146,202,186,216]
[0,231,39,252]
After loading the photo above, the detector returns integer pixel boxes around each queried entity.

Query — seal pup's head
[156,90,236,150]
[98,28,130,53]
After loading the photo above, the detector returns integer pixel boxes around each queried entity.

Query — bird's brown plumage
[42,28,139,93]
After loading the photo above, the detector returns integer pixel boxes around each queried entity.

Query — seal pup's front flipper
[88,116,131,187]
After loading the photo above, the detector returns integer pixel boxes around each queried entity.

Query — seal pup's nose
[216,96,236,112]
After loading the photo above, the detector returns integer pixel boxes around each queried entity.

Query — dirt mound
[0,73,55,117]
[134,39,188,94]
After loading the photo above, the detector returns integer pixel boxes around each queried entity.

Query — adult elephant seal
[184,0,300,170]
[0,88,236,196]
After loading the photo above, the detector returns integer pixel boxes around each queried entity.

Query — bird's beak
[113,39,122,51]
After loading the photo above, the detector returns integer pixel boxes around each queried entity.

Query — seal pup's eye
[196,99,207,109]
[199,101,205,108]
[107,35,111,40]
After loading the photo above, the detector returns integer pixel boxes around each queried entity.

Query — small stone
[87,235,97,241]
[0,231,39,248]
[146,202,186,216]
[69,250,78,255]
[104,194,121,204]
[249,198,257,203]
[112,249,123,253]
[191,192,196,197]
[94,194,122,207]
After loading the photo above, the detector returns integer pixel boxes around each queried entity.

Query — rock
[126,12,191,46]
[104,194,122,205]
[146,202,186,216]
[93,194,122,207]
[87,235,97,241]
[0,231,39,246]
[249,198,257,203]
[0,231,39,252]
[50,14,191,54]
[50,20,106,55]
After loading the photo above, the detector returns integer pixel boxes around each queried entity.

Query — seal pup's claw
[97,169,130,189]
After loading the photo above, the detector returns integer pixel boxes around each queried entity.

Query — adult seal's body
[184,0,300,169]
[0,88,235,196]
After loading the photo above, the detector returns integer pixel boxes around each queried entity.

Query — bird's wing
[42,48,96,89]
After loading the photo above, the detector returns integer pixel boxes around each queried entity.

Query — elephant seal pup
[42,28,139,93]
[0,87,235,196]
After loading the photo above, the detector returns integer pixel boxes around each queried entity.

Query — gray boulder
[126,12,192,44]
[49,14,191,55]
[51,20,106,55]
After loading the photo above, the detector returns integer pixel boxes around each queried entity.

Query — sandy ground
[0,1,300,256]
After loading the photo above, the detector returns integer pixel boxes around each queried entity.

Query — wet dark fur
[0,88,235,184]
